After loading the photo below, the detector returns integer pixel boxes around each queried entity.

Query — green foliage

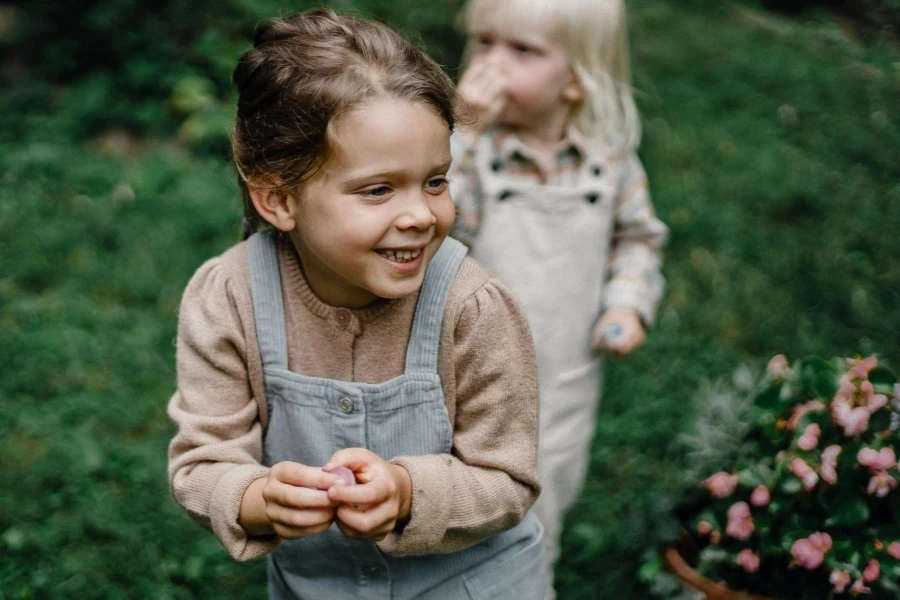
[0,0,899,599]
[1,0,465,145]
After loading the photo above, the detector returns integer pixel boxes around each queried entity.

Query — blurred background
[0,0,898,598]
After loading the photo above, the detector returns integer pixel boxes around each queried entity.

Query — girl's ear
[562,72,585,104]
[249,187,297,232]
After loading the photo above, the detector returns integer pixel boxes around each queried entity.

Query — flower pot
[663,546,780,600]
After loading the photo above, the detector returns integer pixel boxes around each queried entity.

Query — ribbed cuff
[209,464,281,561]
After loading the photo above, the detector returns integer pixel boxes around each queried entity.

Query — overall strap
[404,237,468,374]
[247,231,289,371]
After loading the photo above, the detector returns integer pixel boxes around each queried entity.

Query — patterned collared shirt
[449,127,669,324]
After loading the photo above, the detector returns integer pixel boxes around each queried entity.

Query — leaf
[801,356,839,399]
[780,477,803,495]
[637,553,663,583]
[754,382,783,410]
[825,497,870,526]
[870,366,897,394]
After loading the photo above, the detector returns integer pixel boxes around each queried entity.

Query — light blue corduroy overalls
[247,232,548,600]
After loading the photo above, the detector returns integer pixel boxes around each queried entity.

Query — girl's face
[469,15,581,130]
[286,97,455,309]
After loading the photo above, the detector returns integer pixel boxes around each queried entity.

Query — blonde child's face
[286,97,455,308]
[469,14,580,130]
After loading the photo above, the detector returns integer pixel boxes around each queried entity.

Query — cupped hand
[324,448,412,543]
[259,461,343,540]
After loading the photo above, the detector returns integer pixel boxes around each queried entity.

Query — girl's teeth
[379,248,422,262]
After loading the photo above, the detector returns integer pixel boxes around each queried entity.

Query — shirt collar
[490,125,590,166]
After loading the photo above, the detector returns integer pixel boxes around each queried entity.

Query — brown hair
[232,8,458,233]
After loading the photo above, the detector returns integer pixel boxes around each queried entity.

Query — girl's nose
[396,191,437,231]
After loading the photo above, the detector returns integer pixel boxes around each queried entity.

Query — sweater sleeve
[167,256,279,561]
[602,153,669,325]
[378,276,540,555]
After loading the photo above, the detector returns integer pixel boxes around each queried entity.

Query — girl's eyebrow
[341,157,453,187]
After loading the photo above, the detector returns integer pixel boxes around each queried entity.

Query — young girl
[167,9,547,599]
[451,0,669,591]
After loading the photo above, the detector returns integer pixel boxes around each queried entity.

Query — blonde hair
[461,0,640,152]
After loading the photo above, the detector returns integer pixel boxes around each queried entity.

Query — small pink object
[324,466,356,486]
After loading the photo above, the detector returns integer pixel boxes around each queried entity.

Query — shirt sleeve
[378,276,541,555]
[602,153,669,325]
[448,130,483,248]
[167,257,279,561]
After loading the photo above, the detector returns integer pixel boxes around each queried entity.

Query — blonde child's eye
[476,35,493,47]
[513,44,534,54]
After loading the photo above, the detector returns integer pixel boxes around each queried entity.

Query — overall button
[338,396,354,413]
[362,565,381,578]
[335,310,350,327]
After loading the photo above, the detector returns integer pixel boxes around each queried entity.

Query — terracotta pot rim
[662,546,781,600]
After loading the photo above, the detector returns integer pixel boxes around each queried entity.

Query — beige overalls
[465,132,619,579]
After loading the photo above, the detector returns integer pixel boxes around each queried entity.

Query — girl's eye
[513,43,534,54]
[365,185,391,198]
[476,35,493,47]
[426,178,449,193]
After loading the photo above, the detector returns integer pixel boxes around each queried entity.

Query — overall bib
[247,233,548,600]
[468,140,617,573]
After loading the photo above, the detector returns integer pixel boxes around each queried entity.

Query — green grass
[1,1,899,598]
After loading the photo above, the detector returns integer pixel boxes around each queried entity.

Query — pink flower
[789,400,826,430]
[696,521,712,536]
[792,538,825,570]
[736,548,760,573]
[834,401,870,437]
[850,577,871,595]
[798,423,821,450]
[859,447,880,468]
[725,501,754,540]
[705,472,738,498]
[750,485,771,507]
[767,354,790,377]
[870,448,896,471]
[847,355,878,380]
[861,380,889,413]
[809,532,833,552]
[863,559,880,583]
[836,378,857,402]
[867,472,898,498]
[791,458,819,490]
[821,445,841,485]
[888,541,900,559]
[831,569,851,594]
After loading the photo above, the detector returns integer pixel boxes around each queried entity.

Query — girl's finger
[272,461,342,490]
[267,505,335,530]
[335,505,394,538]
[273,519,334,540]
[328,479,388,505]
[268,482,334,509]
[324,447,376,473]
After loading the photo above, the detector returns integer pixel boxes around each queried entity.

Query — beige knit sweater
[167,238,540,561]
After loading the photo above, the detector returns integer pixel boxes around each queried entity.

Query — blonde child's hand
[324,448,412,543]
[241,461,342,540]
[457,61,508,136]
[592,308,645,357]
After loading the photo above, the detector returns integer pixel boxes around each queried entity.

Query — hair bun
[253,8,350,47]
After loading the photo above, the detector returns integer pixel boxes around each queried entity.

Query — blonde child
[167,9,548,599]
[451,0,669,591]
